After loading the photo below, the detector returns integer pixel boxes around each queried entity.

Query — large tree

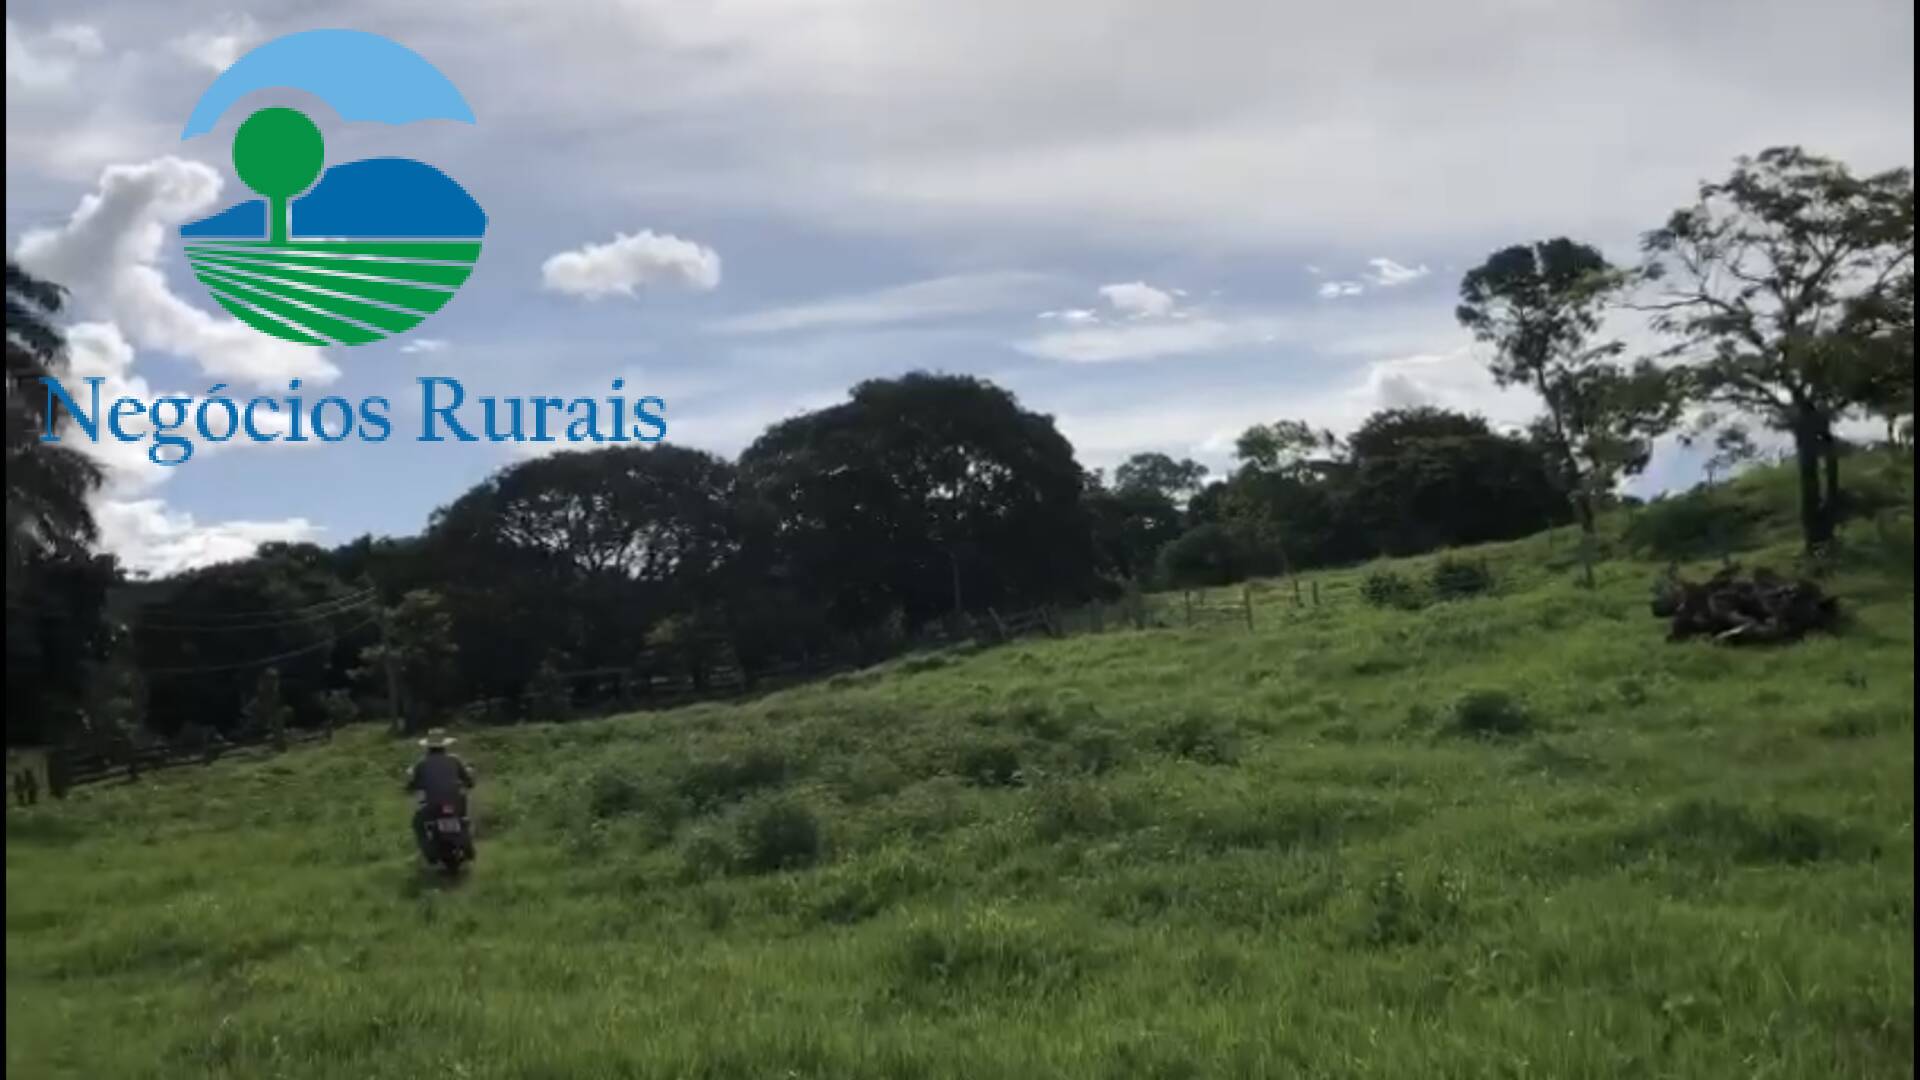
[1344,408,1567,555]
[1113,452,1210,504]
[1458,239,1681,534]
[1641,147,1914,546]
[425,444,738,696]
[6,262,103,569]
[133,543,370,737]
[738,372,1094,633]
[6,262,114,746]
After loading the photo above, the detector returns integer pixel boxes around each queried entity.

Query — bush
[1155,713,1240,765]
[1429,557,1494,600]
[1449,689,1532,737]
[1624,492,1760,561]
[734,796,825,874]
[956,739,1025,787]
[1361,570,1423,610]
[676,744,791,811]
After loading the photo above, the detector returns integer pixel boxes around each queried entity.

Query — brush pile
[1650,565,1839,644]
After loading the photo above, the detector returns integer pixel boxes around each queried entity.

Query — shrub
[1155,713,1240,765]
[586,768,647,818]
[956,739,1025,787]
[1032,779,1124,841]
[1069,726,1129,774]
[1449,688,1533,737]
[1359,864,1466,947]
[1624,492,1759,561]
[676,744,791,811]
[1429,556,1494,600]
[734,796,825,874]
[1361,570,1424,610]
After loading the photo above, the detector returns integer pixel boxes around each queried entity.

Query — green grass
[7,459,1915,1078]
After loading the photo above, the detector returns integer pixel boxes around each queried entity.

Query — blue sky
[7,0,1914,575]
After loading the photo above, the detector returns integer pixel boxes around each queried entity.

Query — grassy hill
[7,457,1914,1079]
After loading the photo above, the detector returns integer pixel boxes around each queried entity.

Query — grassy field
[7,461,1914,1079]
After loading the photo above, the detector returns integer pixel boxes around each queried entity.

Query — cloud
[95,499,322,578]
[1365,257,1430,287]
[1014,316,1282,363]
[55,321,311,576]
[400,338,451,355]
[713,270,1052,333]
[13,157,338,388]
[1318,281,1365,299]
[1038,308,1099,323]
[5,19,105,91]
[541,229,722,298]
[1097,281,1177,319]
[168,14,261,74]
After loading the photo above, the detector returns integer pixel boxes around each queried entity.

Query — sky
[6,0,1915,577]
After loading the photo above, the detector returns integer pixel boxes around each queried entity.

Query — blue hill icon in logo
[176,30,486,347]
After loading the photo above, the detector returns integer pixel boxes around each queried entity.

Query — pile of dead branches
[1650,565,1840,644]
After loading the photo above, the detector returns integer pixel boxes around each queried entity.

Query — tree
[738,373,1094,632]
[1113,452,1209,504]
[6,262,103,570]
[240,667,292,749]
[355,590,460,734]
[1085,484,1184,583]
[1344,409,1566,555]
[1641,147,1914,547]
[425,444,738,698]
[7,262,113,747]
[134,544,369,737]
[1232,419,1342,478]
[1345,407,1492,464]
[1458,239,1681,535]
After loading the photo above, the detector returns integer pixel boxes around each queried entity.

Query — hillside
[7,459,1915,1079]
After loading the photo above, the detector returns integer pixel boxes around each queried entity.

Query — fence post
[1185,591,1194,626]
[1243,585,1254,631]
[1312,580,1320,606]
[1292,575,1303,607]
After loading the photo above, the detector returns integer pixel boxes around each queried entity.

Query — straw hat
[417,728,457,749]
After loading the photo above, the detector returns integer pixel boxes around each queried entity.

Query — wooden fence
[8,575,1355,805]
[27,726,334,799]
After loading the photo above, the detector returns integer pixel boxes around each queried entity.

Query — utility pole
[379,603,405,735]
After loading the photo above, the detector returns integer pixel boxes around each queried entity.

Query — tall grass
[6,456,1914,1079]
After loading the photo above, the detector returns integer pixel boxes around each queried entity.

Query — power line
[137,588,378,632]
[140,613,381,676]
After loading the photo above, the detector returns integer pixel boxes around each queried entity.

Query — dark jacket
[406,751,475,804]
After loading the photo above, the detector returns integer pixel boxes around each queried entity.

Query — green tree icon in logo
[232,107,324,244]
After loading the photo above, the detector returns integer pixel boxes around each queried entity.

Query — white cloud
[55,321,311,576]
[95,499,322,578]
[1014,316,1282,363]
[13,157,338,388]
[1365,257,1430,287]
[713,270,1051,333]
[400,338,451,355]
[1038,308,1100,323]
[168,14,261,74]
[541,229,722,298]
[5,19,105,91]
[1318,281,1365,299]
[1097,281,1177,319]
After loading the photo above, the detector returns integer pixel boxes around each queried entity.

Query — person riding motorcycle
[405,730,477,865]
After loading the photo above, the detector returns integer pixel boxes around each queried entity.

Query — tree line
[6,146,1911,746]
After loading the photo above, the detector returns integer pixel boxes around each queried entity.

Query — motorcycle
[422,801,474,874]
